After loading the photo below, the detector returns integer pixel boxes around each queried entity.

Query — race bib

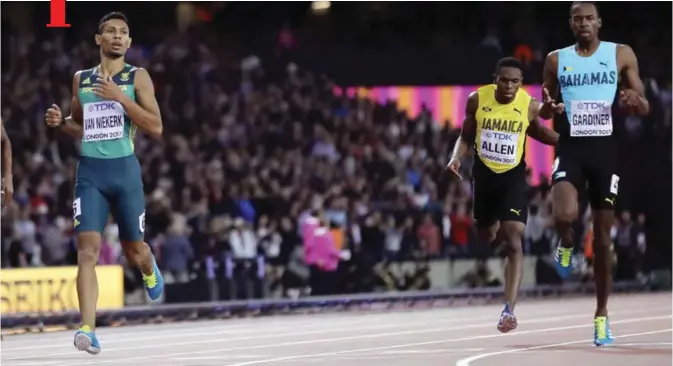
[73,197,81,219]
[478,130,520,166]
[569,100,613,137]
[82,101,125,142]
[139,211,145,233]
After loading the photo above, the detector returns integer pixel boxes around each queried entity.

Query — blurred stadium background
[0,1,670,323]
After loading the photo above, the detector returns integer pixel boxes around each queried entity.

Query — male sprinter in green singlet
[44,12,164,355]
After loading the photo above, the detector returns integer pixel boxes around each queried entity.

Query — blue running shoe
[143,255,164,300]
[594,316,614,346]
[497,304,518,333]
[554,245,574,279]
[73,325,101,355]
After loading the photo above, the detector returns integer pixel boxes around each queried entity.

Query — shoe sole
[594,339,614,347]
[497,314,518,333]
[146,260,164,301]
[74,333,101,355]
[147,285,164,301]
[555,263,573,279]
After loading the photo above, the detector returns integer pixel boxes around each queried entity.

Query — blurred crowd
[0,35,465,298]
[1,2,670,301]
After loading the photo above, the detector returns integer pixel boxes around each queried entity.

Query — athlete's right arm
[542,50,560,101]
[450,92,478,161]
[527,99,559,146]
[446,92,478,179]
[47,72,83,139]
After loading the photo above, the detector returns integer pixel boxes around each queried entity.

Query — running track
[2,293,671,366]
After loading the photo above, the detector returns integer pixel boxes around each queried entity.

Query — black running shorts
[472,160,528,228]
[551,141,619,211]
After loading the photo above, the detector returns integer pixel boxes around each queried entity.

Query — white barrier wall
[421,256,538,289]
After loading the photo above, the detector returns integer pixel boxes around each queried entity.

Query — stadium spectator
[160,214,195,284]
[417,213,441,258]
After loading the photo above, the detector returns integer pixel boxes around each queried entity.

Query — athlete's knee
[77,232,101,266]
[499,221,524,256]
[592,210,614,248]
[552,182,579,224]
[553,205,578,226]
[122,240,151,266]
[477,223,499,245]
[553,217,574,237]
[553,205,577,234]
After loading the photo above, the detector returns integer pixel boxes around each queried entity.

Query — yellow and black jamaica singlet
[474,84,531,174]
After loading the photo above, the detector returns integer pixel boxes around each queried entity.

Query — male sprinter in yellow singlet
[447,57,563,333]
[44,12,164,355]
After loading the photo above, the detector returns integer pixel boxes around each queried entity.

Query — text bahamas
[560,71,617,88]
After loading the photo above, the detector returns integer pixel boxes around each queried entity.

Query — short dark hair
[495,57,524,75]
[97,12,129,34]
[570,2,599,17]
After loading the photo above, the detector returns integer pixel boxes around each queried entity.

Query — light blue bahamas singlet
[555,41,619,140]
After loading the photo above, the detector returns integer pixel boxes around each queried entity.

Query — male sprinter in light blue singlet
[44,12,164,355]
[543,1,649,347]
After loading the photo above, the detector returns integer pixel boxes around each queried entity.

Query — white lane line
[58,313,671,365]
[223,315,672,366]
[173,355,270,360]
[1,317,435,352]
[2,305,613,358]
[455,329,673,366]
[3,308,492,351]
[376,349,485,354]
[169,349,487,362]
[617,342,672,347]
[2,319,264,341]
[1,307,524,353]
[4,302,513,337]
[2,303,566,351]
[3,293,658,343]
[1,309,437,343]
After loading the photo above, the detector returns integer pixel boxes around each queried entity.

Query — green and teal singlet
[73,63,146,240]
[77,63,139,158]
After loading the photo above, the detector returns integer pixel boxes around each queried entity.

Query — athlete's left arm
[618,44,650,116]
[527,99,559,146]
[118,68,163,139]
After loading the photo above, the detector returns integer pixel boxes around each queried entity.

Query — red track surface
[2,293,671,366]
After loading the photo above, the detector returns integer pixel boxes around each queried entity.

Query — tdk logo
[88,102,117,113]
[487,132,513,141]
[493,132,512,141]
[576,102,608,110]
